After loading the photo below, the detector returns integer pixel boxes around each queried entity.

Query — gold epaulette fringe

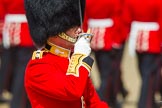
[32,50,44,60]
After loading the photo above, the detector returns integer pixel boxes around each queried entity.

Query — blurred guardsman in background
[83,0,127,107]
[120,0,162,107]
[24,0,109,108]
[0,0,35,107]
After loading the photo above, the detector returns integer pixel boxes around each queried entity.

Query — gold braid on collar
[45,41,71,58]
[58,32,77,43]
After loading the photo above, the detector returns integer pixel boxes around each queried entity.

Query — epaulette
[32,50,44,60]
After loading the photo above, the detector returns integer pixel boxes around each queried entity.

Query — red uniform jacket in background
[0,0,33,48]
[120,0,162,54]
[83,0,123,50]
[25,52,109,108]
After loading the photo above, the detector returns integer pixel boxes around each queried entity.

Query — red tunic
[0,0,33,48]
[120,0,162,54]
[83,0,123,50]
[25,52,109,108]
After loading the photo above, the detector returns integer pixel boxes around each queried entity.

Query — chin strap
[58,32,77,43]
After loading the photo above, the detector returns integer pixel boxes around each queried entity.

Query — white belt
[88,18,114,28]
[2,14,27,48]
[5,14,27,23]
[128,21,159,56]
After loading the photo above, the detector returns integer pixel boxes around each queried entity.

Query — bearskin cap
[25,0,85,48]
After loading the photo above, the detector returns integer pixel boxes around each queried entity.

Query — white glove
[74,33,93,56]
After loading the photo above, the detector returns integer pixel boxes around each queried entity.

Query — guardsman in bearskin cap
[24,0,109,107]
[119,0,162,108]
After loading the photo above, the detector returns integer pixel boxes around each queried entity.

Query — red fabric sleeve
[19,23,34,47]
[111,0,124,47]
[158,1,162,46]
[25,61,89,101]
[113,0,132,46]
[0,0,6,20]
[0,0,5,44]
[83,7,88,32]
[83,78,109,108]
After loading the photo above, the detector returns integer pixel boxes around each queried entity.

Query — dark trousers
[95,47,124,108]
[137,52,161,108]
[0,46,35,108]
[10,46,35,108]
[0,48,14,95]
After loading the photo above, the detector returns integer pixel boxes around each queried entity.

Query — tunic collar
[45,41,72,58]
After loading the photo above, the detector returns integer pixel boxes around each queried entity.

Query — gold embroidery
[66,54,86,77]
[45,41,71,58]
[32,50,44,60]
